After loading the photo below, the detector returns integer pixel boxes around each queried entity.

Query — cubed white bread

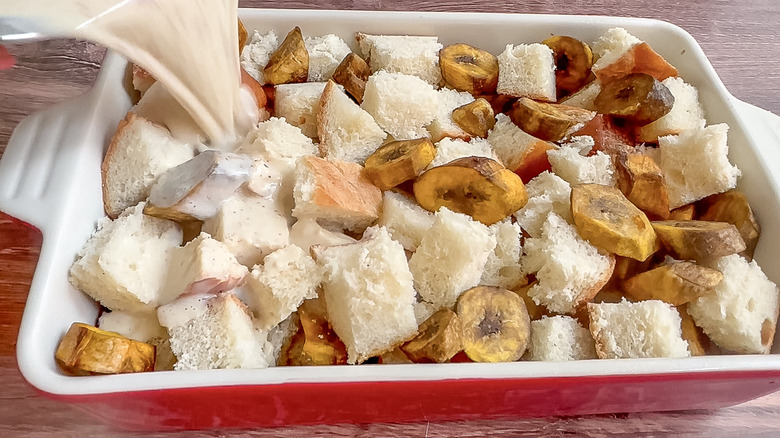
[239,117,318,173]
[318,80,387,163]
[547,137,617,186]
[409,208,497,309]
[413,300,439,326]
[68,203,182,313]
[591,27,642,73]
[377,191,435,252]
[522,213,614,314]
[131,64,156,96]
[101,113,194,218]
[202,190,289,268]
[305,34,352,82]
[480,220,524,289]
[288,217,357,254]
[361,71,440,140]
[559,81,601,111]
[97,310,167,343]
[526,315,597,361]
[264,313,299,365]
[657,124,741,209]
[428,137,500,169]
[292,155,383,232]
[356,33,443,85]
[636,77,706,142]
[427,88,476,142]
[496,43,556,101]
[246,245,321,330]
[158,293,271,370]
[316,226,418,364]
[514,171,572,238]
[487,113,552,171]
[240,30,280,84]
[587,299,691,358]
[161,232,248,304]
[274,82,328,139]
[688,254,780,354]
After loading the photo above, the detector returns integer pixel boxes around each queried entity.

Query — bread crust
[101,112,136,219]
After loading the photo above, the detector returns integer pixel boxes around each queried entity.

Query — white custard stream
[1,0,255,148]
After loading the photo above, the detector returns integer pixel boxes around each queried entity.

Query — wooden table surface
[2,0,780,436]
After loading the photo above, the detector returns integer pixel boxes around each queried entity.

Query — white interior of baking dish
[3,9,780,396]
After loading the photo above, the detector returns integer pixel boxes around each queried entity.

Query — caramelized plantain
[698,190,760,260]
[451,98,496,138]
[571,184,659,261]
[364,138,435,190]
[263,26,309,85]
[413,156,528,225]
[615,152,670,219]
[623,259,723,306]
[331,52,371,103]
[238,19,249,53]
[651,220,747,261]
[594,73,674,125]
[440,44,500,94]
[400,308,463,363]
[55,323,156,375]
[509,97,595,142]
[668,204,696,221]
[542,36,594,98]
[678,305,707,356]
[457,286,531,362]
[512,280,548,320]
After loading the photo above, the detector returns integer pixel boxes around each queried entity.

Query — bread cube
[409,208,496,309]
[356,33,443,85]
[316,226,418,364]
[361,71,439,140]
[241,30,280,84]
[97,310,167,343]
[487,113,552,171]
[275,82,328,138]
[318,80,387,163]
[480,220,524,289]
[158,294,271,370]
[526,315,597,361]
[246,245,321,330]
[559,81,601,111]
[522,213,614,314]
[161,232,249,303]
[587,300,691,359]
[427,88,475,142]
[202,190,289,267]
[292,156,383,232]
[240,117,318,174]
[69,203,182,313]
[688,255,780,354]
[496,43,556,101]
[428,137,499,169]
[657,124,740,209]
[514,171,572,238]
[102,113,194,218]
[636,77,706,142]
[304,34,352,82]
[547,137,616,186]
[377,191,435,252]
[591,27,642,74]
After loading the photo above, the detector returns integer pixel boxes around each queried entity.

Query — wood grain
[1,0,779,436]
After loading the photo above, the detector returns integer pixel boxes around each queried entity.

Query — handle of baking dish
[0,52,130,231]
[731,98,780,188]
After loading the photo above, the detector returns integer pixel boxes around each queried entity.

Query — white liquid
[1,0,254,148]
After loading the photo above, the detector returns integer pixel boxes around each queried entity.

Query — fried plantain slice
[55,323,156,375]
[594,73,674,125]
[698,190,760,261]
[542,35,594,98]
[331,52,371,103]
[451,98,496,138]
[623,259,724,306]
[400,308,463,363]
[413,156,528,225]
[509,97,595,142]
[440,43,499,94]
[457,286,531,362]
[263,26,309,85]
[364,138,436,191]
[651,220,747,261]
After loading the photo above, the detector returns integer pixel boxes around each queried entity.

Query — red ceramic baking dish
[2,8,780,431]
